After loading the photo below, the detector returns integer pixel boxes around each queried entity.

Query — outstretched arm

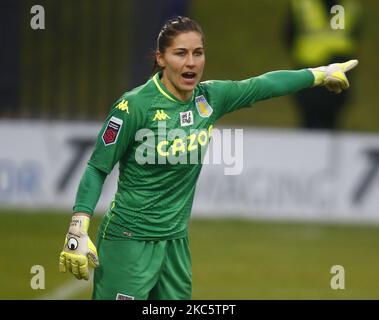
[204,59,358,119]
[254,59,359,100]
[251,69,315,101]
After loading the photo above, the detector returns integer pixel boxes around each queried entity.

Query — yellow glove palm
[59,215,99,280]
[310,59,359,94]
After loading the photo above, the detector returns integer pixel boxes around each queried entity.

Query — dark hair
[152,16,205,74]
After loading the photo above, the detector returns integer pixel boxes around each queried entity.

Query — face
[156,31,205,101]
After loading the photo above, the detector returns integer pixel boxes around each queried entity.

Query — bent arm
[73,163,107,216]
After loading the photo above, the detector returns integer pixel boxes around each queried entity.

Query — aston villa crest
[195,95,213,118]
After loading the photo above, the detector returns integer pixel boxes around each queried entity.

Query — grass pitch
[1,209,379,299]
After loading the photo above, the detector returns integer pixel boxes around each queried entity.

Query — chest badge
[195,95,213,118]
[180,110,194,126]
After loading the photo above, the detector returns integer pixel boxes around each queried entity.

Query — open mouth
[181,72,196,79]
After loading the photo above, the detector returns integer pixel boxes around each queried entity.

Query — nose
[186,54,195,68]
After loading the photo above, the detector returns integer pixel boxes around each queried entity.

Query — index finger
[342,59,359,72]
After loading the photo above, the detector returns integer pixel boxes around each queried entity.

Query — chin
[182,81,199,91]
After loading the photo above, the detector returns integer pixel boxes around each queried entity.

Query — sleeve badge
[102,116,123,146]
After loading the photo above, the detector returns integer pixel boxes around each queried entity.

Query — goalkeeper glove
[309,59,359,94]
[59,214,99,280]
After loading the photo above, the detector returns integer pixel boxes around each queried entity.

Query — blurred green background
[16,0,379,130]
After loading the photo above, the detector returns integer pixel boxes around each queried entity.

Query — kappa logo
[195,95,213,118]
[153,110,171,121]
[116,99,129,113]
[180,110,193,126]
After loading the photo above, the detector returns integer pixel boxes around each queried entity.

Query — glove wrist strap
[70,214,90,233]
[309,69,326,86]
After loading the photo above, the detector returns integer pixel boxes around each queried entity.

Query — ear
[156,51,166,69]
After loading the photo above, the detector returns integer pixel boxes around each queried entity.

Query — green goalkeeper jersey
[86,70,314,240]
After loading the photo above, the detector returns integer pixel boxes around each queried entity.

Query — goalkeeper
[59,16,358,300]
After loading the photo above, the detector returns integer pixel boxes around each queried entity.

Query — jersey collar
[152,72,195,104]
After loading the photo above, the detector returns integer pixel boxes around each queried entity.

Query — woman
[59,16,357,300]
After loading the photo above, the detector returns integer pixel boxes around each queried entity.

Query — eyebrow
[172,47,204,51]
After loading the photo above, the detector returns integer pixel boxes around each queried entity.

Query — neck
[160,76,193,102]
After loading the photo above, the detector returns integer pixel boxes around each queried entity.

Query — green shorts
[92,235,192,300]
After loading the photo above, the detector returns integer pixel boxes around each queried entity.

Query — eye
[176,52,185,57]
[67,237,78,250]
